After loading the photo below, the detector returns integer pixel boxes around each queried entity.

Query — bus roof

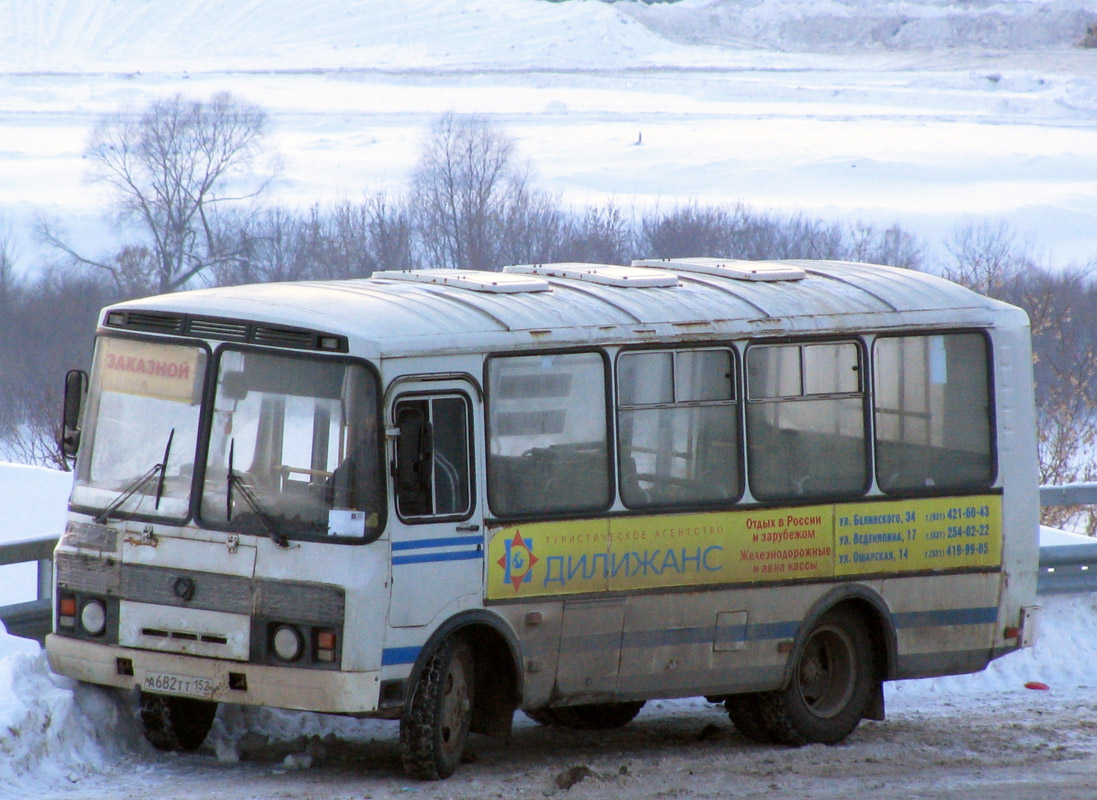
[104,259,1026,358]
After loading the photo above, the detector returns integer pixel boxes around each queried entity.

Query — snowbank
[0,464,72,610]
[0,645,143,797]
[1,591,1093,797]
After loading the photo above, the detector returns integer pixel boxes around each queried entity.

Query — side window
[393,395,472,519]
[486,352,610,517]
[617,348,739,508]
[746,341,866,500]
[874,333,993,492]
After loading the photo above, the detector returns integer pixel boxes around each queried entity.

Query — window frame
[391,390,476,524]
[195,344,387,545]
[614,344,743,511]
[69,332,214,527]
[871,328,998,496]
[744,337,871,503]
[484,347,615,521]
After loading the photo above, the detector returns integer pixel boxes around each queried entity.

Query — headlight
[80,599,107,636]
[271,624,303,661]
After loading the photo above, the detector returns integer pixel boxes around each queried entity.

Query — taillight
[315,629,337,663]
[59,595,78,629]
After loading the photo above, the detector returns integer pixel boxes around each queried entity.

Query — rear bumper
[46,634,381,714]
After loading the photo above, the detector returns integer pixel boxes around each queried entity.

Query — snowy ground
[5,1,1097,796]
[4,591,1097,800]
[2,460,1097,800]
[2,0,1097,269]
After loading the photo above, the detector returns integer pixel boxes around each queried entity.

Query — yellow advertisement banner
[486,495,1002,601]
[834,496,1002,576]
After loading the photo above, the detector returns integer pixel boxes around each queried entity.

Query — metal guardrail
[1037,481,1097,595]
[2,483,1097,644]
[0,534,59,645]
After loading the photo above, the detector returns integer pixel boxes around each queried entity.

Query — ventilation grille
[104,311,347,353]
[121,311,185,334]
[253,326,316,349]
[188,318,249,341]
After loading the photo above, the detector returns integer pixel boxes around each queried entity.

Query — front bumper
[46,634,381,714]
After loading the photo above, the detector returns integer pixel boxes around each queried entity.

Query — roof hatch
[372,269,550,294]
[505,262,678,288]
[632,258,806,282]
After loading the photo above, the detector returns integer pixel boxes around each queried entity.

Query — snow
[2,0,1097,271]
[3,0,1097,795]
[0,463,72,655]
[0,458,1094,798]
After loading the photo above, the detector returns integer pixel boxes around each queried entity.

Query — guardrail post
[37,557,52,601]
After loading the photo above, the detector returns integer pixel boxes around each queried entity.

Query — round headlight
[272,625,303,661]
[80,599,107,636]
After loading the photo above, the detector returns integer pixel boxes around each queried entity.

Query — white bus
[46,258,1040,779]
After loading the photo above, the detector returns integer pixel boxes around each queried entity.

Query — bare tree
[41,92,275,294]
[843,221,924,270]
[0,268,117,469]
[641,202,738,259]
[410,112,530,271]
[943,219,1025,296]
[555,202,638,265]
[943,220,1097,532]
[210,195,417,286]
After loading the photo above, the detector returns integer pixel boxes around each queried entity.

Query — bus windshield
[73,337,207,521]
[200,349,383,541]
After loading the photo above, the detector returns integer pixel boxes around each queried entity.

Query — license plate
[142,671,217,698]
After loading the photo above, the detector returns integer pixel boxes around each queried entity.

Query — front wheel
[400,636,476,780]
[756,608,876,746]
[139,692,217,751]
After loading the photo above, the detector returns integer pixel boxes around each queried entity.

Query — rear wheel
[524,701,645,730]
[400,636,476,780]
[139,692,217,752]
[757,609,876,746]
[724,694,774,743]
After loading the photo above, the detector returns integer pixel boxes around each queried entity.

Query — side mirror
[60,369,89,458]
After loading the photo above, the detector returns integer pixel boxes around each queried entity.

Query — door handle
[456,524,480,533]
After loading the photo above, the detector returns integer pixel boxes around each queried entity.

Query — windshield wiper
[95,429,175,524]
[226,439,290,549]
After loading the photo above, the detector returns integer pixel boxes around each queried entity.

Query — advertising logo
[497,530,537,592]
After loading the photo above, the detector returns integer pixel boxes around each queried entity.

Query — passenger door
[388,379,483,628]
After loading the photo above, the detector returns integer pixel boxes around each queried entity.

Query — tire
[523,701,645,730]
[724,694,775,743]
[400,636,476,780]
[756,609,876,746]
[139,692,218,752]
[522,708,558,727]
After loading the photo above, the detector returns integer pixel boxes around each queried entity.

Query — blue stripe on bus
[616,620,800,652]
[391,535,482,551]
[891,606,998,629]
[382,646,421,666]
[583,607,997,654]
[392,550,483,566]
[383,607,998,670]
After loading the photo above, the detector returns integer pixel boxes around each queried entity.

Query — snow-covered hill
[1,0,1096,266]
[3,0,1094,71]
